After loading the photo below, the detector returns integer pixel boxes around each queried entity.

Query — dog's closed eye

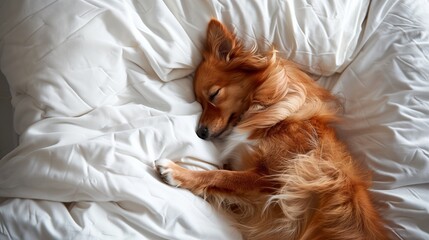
[209,88,221,102]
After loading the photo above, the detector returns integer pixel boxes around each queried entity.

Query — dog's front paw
[155,159,181,187]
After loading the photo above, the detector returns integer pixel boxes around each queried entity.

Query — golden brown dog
[156,19,387,240]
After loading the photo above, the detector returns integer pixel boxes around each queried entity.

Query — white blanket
[0,0,428,239]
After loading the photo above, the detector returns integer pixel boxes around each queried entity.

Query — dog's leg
[155,159,272,197]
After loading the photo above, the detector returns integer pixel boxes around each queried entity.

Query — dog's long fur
[157,19,387,240]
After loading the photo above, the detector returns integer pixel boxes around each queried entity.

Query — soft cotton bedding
[0,0,428,239]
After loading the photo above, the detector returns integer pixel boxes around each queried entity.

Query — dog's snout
[196,126,209,139]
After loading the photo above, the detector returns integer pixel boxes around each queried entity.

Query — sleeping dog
[156,19,387,240]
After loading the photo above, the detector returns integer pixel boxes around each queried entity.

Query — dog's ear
[206,19,236,61]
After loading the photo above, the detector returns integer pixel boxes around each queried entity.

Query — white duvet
[0,0,428,239]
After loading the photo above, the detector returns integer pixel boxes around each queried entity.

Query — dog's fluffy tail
[258,153,387,240]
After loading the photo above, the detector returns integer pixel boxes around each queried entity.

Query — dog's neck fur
[237,54,308,132]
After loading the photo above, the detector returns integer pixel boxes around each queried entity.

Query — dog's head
[193,20,338,140]
[193,19,266,140]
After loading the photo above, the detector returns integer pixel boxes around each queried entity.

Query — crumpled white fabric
[0,0,428,239]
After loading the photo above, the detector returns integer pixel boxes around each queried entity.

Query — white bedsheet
[0,0,428,239]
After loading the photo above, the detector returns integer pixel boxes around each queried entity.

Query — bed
[0,0,428,239]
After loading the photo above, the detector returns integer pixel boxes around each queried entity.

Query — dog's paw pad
[155,159,180,187]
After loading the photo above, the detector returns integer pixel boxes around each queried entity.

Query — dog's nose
[196,126,209,140]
